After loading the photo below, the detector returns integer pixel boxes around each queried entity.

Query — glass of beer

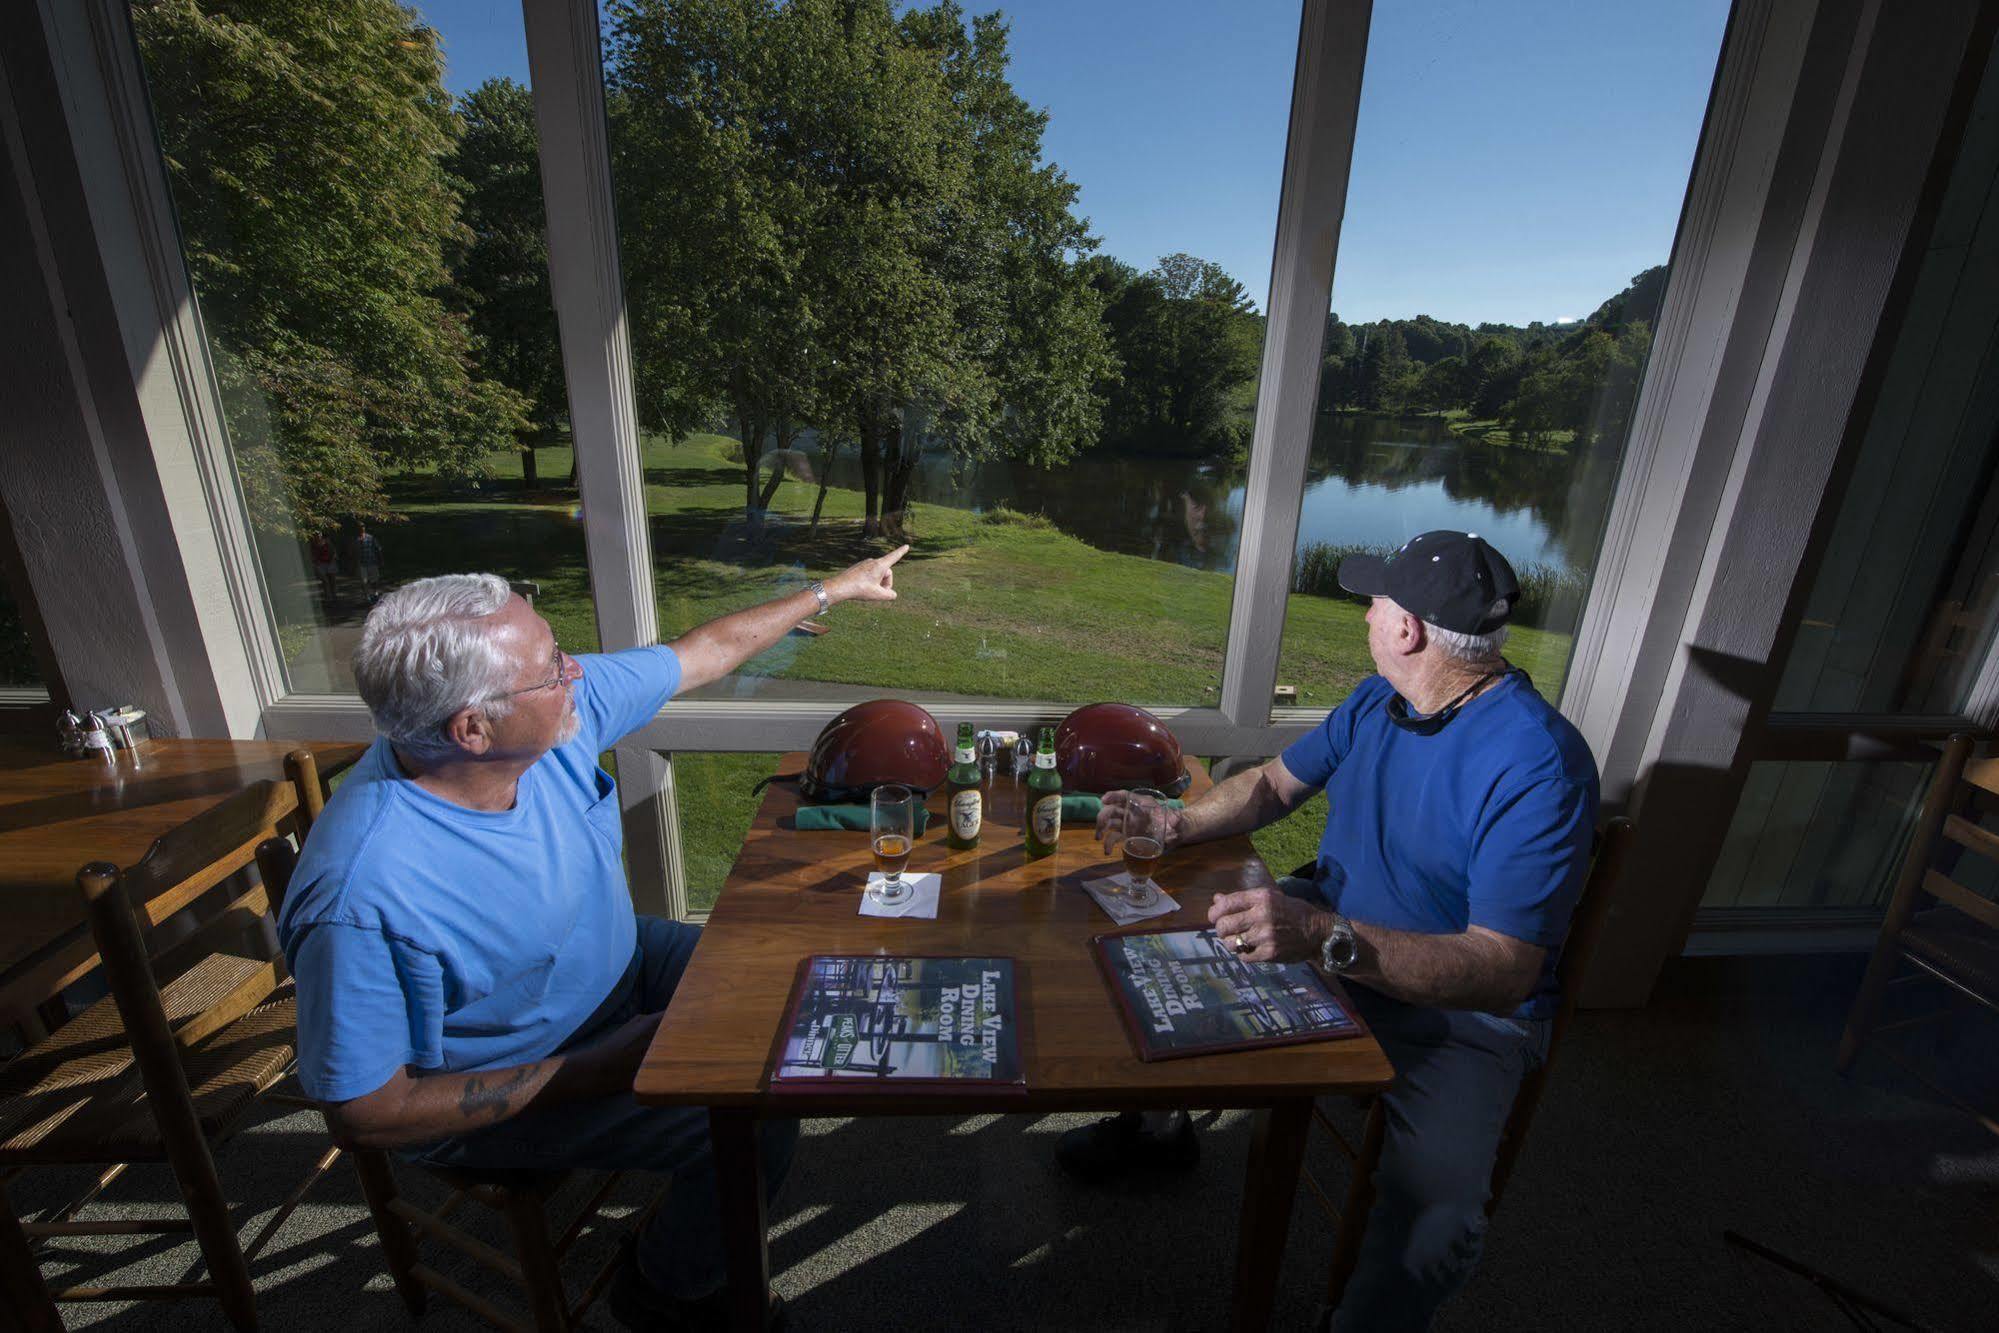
[1121,788,1166,908]
[869,784,916,907]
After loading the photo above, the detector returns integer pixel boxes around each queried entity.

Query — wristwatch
[807,580,829,615]
[1319,912,1359,975]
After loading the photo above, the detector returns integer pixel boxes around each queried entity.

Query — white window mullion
[523,0,677,915]
[1218,0,1372,737]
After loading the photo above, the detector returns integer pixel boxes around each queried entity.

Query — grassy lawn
[352,433,1571,904]
[1434,408,1575,450]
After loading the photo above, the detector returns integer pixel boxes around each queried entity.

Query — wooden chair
[1308,817,1634,1315]
[0,749,332,1332]
[347,1154,656,1333]
[253,836,659,1333]
[1836,732,1999,1135]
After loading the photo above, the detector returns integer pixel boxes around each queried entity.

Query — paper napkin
[857,871,943,919]
[1080,873,1180,926]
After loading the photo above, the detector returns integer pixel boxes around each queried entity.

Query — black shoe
[606,1244,787,1332]
[1055,1111,1199,1183]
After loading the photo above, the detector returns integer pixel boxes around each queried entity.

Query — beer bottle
[1024,726,1062,859]
[946,723,982,850]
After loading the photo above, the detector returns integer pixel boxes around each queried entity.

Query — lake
[818,412,1616,577]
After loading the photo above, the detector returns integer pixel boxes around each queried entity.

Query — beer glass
[869,784,916,907]
[1121,788,1166,908]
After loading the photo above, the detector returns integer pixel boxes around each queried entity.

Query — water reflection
[813,411,1616,577]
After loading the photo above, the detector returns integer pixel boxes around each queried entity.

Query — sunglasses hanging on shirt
[1387,666,1518,735]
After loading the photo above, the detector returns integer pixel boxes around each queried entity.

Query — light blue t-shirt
[1280,672,1599,1019]
[279,646,682,1103]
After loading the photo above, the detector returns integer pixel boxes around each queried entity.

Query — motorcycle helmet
[1054,702,1191,797]
[800,699,951,803]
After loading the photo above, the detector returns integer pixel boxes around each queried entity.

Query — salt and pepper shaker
[1013,736,1034,783]
[976,731,999,787]
[81,711,115,759]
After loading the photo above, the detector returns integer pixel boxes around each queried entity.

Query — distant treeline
[1320,266,1667,452]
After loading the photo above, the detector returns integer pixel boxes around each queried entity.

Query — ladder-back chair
[0,749,330,1331]
[254,834,662,1333]
[1837,732,1999,1135]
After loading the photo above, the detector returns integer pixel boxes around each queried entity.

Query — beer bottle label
[1031,794,1062,846]
[951,789,982,840]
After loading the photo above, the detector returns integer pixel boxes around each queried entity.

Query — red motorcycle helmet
[800,699,951,803]
[1054,703,1191,797]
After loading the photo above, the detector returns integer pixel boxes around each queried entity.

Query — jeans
[405,916,798,1301]
[1275,879,1551,1333]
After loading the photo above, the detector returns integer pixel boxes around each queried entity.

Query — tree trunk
[881,409,917,542]
[757,419,801,511]
[809,434,839,534]
[520,443,539,491]
[737,406,768,522]
[858,409,883,538]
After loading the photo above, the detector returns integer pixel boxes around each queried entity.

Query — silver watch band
[808,580,829,615]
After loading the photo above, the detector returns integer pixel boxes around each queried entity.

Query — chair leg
[165,1139,257,1332]
[1837,949,1903,1074]
[350,1149,427,1317]
[0,1181,61,1333]
[1324,1100,1387,1315]
[502,1190,570,1333]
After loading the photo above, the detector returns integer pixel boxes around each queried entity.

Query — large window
[1273,1,1730,712]
[128,0,596,691]
[600,0,1296,707]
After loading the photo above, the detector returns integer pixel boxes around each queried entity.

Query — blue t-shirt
[279,646,682,1103]
[1279,672,1599,1019]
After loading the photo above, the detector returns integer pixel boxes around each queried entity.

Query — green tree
[132,0,528,535]
[449,77,564,490]
[1090,252,1260,457]
[606,0,822,521]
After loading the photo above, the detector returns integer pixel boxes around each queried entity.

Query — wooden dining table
[636,754,1396,1332]
[0,736,366,1008]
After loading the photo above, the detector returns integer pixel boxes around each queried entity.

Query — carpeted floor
[13,953,1997,1331]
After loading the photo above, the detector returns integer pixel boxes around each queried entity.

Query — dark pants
[406,916,798,1300]
[1276,878,1550,1332]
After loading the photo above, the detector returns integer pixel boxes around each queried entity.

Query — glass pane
[129,0,594,692]
[602,0,1297,706]
[674,752,783,913]
[1273,2,1729,714]
[1772,33,1999,717]
[1703,761,1932,911]
[0,581,42,687]
[1703,35,1999,914]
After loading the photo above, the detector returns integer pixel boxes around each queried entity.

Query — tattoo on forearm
[457,1067,533,1122]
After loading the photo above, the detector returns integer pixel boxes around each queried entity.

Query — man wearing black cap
[1069,531,1599,1332]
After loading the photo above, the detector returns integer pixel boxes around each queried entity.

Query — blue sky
[417,0,1729,326]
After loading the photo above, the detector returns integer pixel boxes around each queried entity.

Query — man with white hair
[1068,531,1599,1333]
[280,548,908,1331]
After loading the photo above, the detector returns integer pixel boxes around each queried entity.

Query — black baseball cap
[1337,531,1520,634]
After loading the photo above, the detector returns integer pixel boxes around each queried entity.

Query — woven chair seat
[1901,906,1999,1001]
[0,952,298,1166]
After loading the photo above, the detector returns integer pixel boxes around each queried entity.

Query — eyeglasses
[487,644,573,704]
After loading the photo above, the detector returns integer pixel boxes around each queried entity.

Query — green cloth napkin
[794,804,931,834]
[1058,793,1183,820]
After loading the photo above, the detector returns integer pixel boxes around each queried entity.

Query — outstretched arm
[671,545,909,693]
